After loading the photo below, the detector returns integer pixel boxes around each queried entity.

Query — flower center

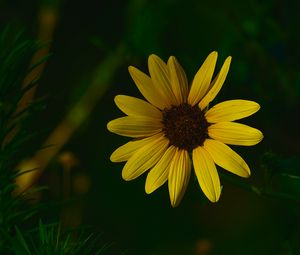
[162,103,209,151]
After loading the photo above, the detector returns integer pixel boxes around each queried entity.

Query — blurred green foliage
[0,0,299,255]
[10,221,111,255]
[0,27,117,254]
[0,28,42,246]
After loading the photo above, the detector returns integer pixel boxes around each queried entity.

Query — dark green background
[1,0,300,254]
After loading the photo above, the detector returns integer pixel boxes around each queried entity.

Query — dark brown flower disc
[162,103,209,151]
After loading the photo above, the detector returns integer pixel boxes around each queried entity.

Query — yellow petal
[204,139,250,177]
[199,56,232,110]
[114,95,162,119]
[145,145,177,194]
[205,100,260,123]
[148,54,176,106]
[122,134,169,181]
[128,66,166,109]
[192,146,221,202]
[168,149,191,207]
[110,134,162,162]
[107,116,162,138]
[167,56,189,104]
[188,51,218,106]
[208,122,263,146]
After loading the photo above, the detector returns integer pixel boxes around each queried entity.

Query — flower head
[107,52,263,207]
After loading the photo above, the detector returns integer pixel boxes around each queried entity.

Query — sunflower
[107,51,263,207]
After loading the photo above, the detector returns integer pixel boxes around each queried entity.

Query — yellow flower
[107,51,263,207]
